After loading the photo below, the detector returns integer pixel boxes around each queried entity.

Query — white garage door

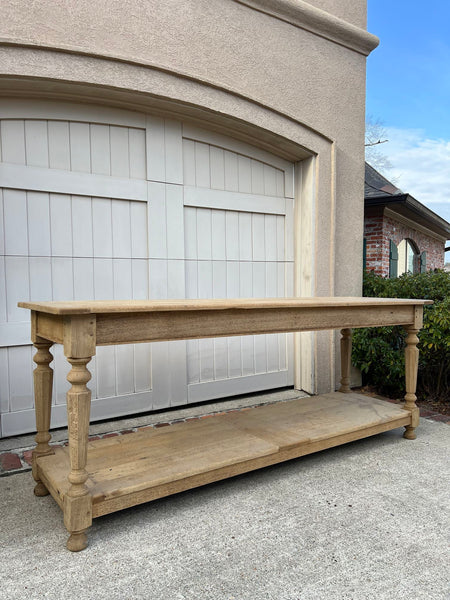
[0,101,295,437]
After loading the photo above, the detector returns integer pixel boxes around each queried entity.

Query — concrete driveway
[1,417,449,600]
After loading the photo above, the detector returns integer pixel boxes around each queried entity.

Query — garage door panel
[25,120,49,167]
[4,256,29,321]
[182,135,294,399]
[0,348,8,414]
[0,120,26,164]
[29,257,52,301]
[212,260,227,298]
[73,258,94,299]
[210,146,225,190]
[0,106,296,436]
[194,141,211,188]
[134,344,152,392]
[0,112,155,436]
[145,116,183,185]
[110,126,131,178]
[28,192,51,256]
[182,132,290,196]
[7,346,34,411]
[0,117,147,179]
[130,202,148,259]
[131,259,148,299]
[3,189,28,255]
[225,150,239,191]
[48,121,71,170]
[52,257,74,300]
[72,196,94,257]
[0,256,5,322]
[146,182,185,262]
[112,201,132,257]
[50,193,73,256]
[69,122,91,172]
[129,128,147,180]
[238,213,253,261]
[96,346,117,399]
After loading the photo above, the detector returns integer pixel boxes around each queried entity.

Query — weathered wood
[63,315,96,358]
[31,338,54,496]
[21,296,431,552]
[93,305,419,345]
[403,326,420,440]
[18,297,433,316]
[36,393,411,518]
[339,328,352,393]
[64,354,93,552]
[35,313,64,344]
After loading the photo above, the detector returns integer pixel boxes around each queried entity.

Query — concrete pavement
[1,414,449,600]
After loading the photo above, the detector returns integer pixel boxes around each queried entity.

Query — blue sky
[366,0,450,237]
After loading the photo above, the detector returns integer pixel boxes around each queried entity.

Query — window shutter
[420,251,427,273]
[389,240,398,278]
[363,238,367,271]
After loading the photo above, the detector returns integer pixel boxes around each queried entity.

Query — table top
[18,297,433,316]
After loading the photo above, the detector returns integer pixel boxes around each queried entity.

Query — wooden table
[18,297,431,552]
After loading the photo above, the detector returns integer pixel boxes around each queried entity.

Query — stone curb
[1,395,448,477]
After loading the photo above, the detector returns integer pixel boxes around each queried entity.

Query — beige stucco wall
[0,0,378,393]
[305,0,367,28]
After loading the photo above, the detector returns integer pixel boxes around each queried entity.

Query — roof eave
[365,194,450,239]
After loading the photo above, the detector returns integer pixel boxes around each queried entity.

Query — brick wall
[364,212,445,277]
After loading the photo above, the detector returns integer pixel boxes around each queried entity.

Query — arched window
[397,239,421,275]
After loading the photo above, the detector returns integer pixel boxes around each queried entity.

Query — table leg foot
[67,531,88,552]
[34,481,50,496]
[403,425,417,440]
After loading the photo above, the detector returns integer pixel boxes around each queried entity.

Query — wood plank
[0,322,31,347]
[92,305,418,345]
[110,126,130,178]
[182,124,293,176]
[3,189,28,256]
[0,163,147,201]
[50,193,73,257]
[35,313,64,344]
[48,121,71,170]
[69,122,91,173]
[36,393,411,519]
[221,393,409,449]
[25,120,49,168]
[6,256,30,320]
[0,99,146,128]
[90,124,111,176]
[164,120,183,185]
[0,119,26,164]
[18,297,432,315]
[145,116,165,182]
[27,192,52,257]
[184,186,286,215]
[92,415,410,518]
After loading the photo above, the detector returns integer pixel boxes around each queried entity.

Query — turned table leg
[339,328,352,393]
[403,326,420,440]
[32,340,55,496]
[64,356,93,551]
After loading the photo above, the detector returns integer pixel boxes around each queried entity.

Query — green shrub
[352,270,450,401]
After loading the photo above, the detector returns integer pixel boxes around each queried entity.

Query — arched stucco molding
[235,0,379,56]
[0,46,334,158]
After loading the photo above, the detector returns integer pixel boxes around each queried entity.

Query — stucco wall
[0,0,378,393]
[305,0,367,27]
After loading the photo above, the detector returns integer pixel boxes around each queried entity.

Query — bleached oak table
[18,297,432,552]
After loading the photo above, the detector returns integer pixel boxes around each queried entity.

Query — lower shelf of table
[37,392,411,518]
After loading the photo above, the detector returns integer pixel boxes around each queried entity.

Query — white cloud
[379,128,450,223]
